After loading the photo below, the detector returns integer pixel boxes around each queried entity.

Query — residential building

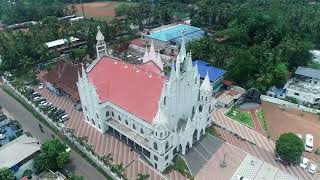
[144,24,204,57]
[77,27,213,172]
[0,135,40,178]
[285,66,320,105]
[43,61,81,102]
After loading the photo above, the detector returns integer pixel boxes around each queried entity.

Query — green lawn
[173,155,192,179]
[226,107,254,128]
[256,108,268,131]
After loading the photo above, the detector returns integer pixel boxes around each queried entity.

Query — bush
[23,169,33,178]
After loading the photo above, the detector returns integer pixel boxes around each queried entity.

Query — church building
[77,27,214,172]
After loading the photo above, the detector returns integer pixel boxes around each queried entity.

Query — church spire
[96,26,107,60]
[200,72,211,91]
[142,47,149,63]
[81,64,87,80]
[149,40,157,61]
[155,51,163,71]
[179,31,187,60]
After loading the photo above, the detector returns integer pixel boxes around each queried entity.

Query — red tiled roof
[223,80,233,86]
[44,61,81,102]
[130,38,146,48]
[140,61,162,75]
[88,57,166,123]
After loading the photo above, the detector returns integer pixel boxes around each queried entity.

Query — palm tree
[115,163,125,178]
[66,128,76,139]
[137,173,150,180]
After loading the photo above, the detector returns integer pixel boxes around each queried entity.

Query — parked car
[0,134,6,140]
[32,96,41,102]
[59,115,69,122]
[300,158,309,169]
[66,145,71,153]
[305,134,313,152]
[308,163,317,175]
[38,83,44,89]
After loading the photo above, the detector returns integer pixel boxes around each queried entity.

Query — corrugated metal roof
[146,24,203,43]
[194,60,225,82]
[295,66,320,79]
[172,60,225,82]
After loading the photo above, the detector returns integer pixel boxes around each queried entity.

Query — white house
[285,66,320,105]
[77,27,213,172]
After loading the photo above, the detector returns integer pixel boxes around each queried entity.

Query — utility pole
[80,0,85,17]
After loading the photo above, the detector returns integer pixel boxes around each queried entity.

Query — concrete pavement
[0,88,107,180]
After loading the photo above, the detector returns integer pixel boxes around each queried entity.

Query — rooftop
[287,79,320,95]
[87,56,167,123]
[145,24,204,44]
[0,135,40,168]
[295,66,320,80]
[45,37,79,48]
[44,61,81,102]
[194,60,225,82]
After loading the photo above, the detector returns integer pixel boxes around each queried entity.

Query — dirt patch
[73,2,119,18]
[262,101,320,161]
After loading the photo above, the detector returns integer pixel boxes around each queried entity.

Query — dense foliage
[0,168,15,180]
[0,0,76,25]
[33,139,70,173]
[187,0,320,92]
[0,16,129,77]
[275,133,304,164]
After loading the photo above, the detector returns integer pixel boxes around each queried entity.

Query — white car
[38,83,44,89]
[0,134,6,140]
[66,145,71,153]
[305,134,313,152]
[308,163,317,174]
[300,158,309,169]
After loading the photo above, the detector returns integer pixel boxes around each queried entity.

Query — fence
[3,78,121,180]
[261,95,320,114]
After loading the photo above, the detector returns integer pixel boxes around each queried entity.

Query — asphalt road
[0,88,107,180]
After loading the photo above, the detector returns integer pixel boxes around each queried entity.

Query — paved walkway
[38,88,187,180]
[248,108,267,136]
[212,108,274,152]
[217,128,317,180]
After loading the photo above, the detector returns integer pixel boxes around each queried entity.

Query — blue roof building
[144,24,204,57]
[172,60,226,92]
[145,24,204,45]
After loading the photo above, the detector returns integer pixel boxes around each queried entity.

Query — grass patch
[1,85,113,180]
[206,126,221,137]
[173,155,193,179]
[309,61,320,70]
[226,107,254,128]
[256,108,268,131]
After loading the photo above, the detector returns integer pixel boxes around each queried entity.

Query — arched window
[86,116,89,121]
[201,96,203,100]
[164,96,166,105]
[92,119,95,125]
[133,124,136,129]
[96,113,99,119]
[111,111,114,117]
[118,115,121,121]
[85,106,87,111]
[98,124,101,129]
[205,97,208,101]
[160,132,163,138]
[209,105,211,112]
[140,128,144,134]
[199,105,203,112]
[165,141,169,150]
[125,120,128,125]
[153,142,158,150]
[106,111,109,117]
[195,77,197,84]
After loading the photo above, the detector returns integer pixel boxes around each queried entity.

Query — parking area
[0,109,23,146]
[262,101,320,162]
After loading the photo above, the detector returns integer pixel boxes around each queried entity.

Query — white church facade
[77,27,214,172]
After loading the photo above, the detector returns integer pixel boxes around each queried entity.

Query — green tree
[0,168,15,180]
[69,174,84,180]
[33,139,70,173]
[137,173,150,180]
[275,132,304,164]
[70,48,87,62]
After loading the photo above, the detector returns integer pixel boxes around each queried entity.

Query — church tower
[96,26,107,59]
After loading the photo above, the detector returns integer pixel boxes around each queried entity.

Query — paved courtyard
[37,88,186,180]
